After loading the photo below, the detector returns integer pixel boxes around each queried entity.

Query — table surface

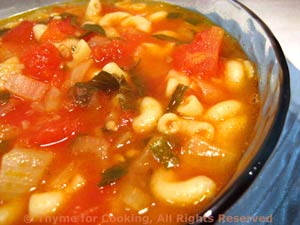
[240,0,300,70]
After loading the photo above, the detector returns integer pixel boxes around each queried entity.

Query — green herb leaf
[153,34,181,43]
[70,82,96,107]
[82,24,106,36]
[148,136,179,168]
[0,29,10,36]
[0,91,10,105]
[98,163,128,187]
[185,17,201,26]
[118,79,138,111]
[60,12,78,26]
[166,84,188,112]
[167,12,182,19]
[89,71,120,93]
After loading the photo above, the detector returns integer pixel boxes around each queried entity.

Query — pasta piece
[33,24,48,41]
[150,168,216,206]
[85,0,102,22]
[205,100,243,122]
[0,148,54,201]
[29,191,65,219]
[165,70,190,97]
[67,39,91,68]
[177,95,203,118]
[158,113,215,140]
[120,16,151,33]
[99,12,131,27]
[115,1,146,12]
[102,62,128,80]
[216,114,249,146]
[224,59,246,92]
[103,26,119,38]
[132,97,163,133]
[147,11,168,22]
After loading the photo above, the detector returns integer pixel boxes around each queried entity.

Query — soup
[0,0,260,224]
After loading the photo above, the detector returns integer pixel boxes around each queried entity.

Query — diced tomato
[21,43,63,82]
[23,117,83,147]
[40,18,79,42]
[172,26,224,79]
[91,29,149,68]
[2,21,35,44]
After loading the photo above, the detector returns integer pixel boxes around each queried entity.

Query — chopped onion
[0,147,54,201]
[4,74,49,101]
[72,135,109,160]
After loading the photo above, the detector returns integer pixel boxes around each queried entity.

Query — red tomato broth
[0,1,260,225]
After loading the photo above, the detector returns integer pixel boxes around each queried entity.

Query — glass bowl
[0,0,290,224]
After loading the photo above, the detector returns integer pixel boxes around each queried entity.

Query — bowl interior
[0,0,290,222]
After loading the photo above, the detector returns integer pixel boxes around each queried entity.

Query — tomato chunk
[21,43,63,82]
[2,21,35,44]
[40,19,79,42]
[172,26,224,79]
[91,29,149,68]
[24,117,82,147]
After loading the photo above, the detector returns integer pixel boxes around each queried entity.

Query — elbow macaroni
[157,113,215,140]
[85,0,102,22]
[205,100,243,122]
[67,39,91,68]
[120,15,151,33]
[99,12,131,27]
[132,97,163,133]
[150,168,216,206]
[177,95,203,118]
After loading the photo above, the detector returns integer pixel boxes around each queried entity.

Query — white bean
[150,168,216,206]
[132,97,163,133]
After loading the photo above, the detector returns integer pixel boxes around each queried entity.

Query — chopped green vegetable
[82,24,106,36]
[167,12,182,19]
[60,12,78,26]
[185,17,201,25]
[153,34,181,43]
[166,84,188,112]
[0,29,9,36]
[69,82,96,107]
[118,80,138,111]
[0,91,10,105]
[148,136,179,169]
[89,71,120,93]
[98,162,128,187]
